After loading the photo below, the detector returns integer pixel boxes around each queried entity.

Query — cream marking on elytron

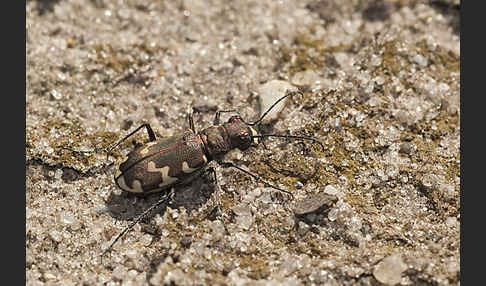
[139,141,158,155]
[147,161,178,187]
[249,127,259,145]
[202,154,208,163]
[116,176,144,193]
[182,161,198,173]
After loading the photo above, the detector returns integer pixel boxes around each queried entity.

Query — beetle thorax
[200,125,231,159]
[200,118,259,159]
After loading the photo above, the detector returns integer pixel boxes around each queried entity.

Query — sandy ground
[26,0,460,285]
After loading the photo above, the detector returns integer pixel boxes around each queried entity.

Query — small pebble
[291,69,320,87]
[49,230,63,243]
[54,169,63,180]
[399,142,412,154]
[257,80,296,123]
[112,265,126,281]
[236,214,254,230]
[395,110,410,125]
[210,220,225,241]
[374,76,385,85]
[297,221,310,236]
[50,89,62,100]
[58,211,77,226]
[445,217,458,227]
[43,272,57,281]
[324,185,343,198]
[373,253,407,285]
[413,54,428,67]
[439,183,456,200]
[370,54,382,66]
[328,208,338,222]
[232,203,251,216]
[292,193,338,215]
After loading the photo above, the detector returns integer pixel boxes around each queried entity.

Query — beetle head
[224,115,259,150]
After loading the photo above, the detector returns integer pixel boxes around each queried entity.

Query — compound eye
[238,131,250,141]
[229,115,243,122]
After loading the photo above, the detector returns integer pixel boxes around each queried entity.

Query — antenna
[252,134,324,149]
[249,90,302,126]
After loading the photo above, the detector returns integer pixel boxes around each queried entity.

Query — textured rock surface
[27,0,460,285]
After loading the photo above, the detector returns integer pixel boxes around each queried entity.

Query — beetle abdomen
[115,130,208,193]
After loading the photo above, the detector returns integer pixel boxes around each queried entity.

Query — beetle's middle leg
[216,160,294,198]
[199,167,231,234]
[204,167,226,219]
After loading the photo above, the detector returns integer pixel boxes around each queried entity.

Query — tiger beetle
[67,90,323,257]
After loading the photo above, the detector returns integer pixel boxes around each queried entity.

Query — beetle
[67,90,323,256]
[113,112,263,195]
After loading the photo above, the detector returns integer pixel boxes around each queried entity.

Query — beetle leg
[216,160,294,198]
[101,189,174,259]
[187,107,196,133]
[104,123,156,156]
[199,167,231,235]
[64,124,156,161]
[204,167,224,218]
[213,109,238,125]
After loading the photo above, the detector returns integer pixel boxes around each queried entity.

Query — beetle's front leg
[213,109,238,125]
[187,107,196,133]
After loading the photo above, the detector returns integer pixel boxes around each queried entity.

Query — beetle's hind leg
[101,189,174,259]
[64,123,157,159]
[106,123,156,153]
